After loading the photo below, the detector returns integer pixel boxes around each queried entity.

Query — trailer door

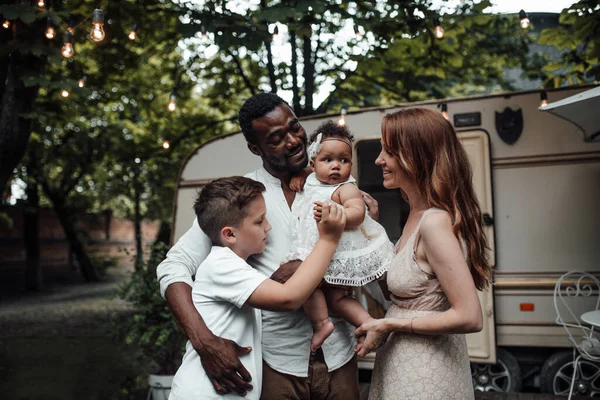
[458,130,496,364]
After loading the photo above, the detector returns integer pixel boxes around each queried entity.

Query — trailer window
[356,139,409,242]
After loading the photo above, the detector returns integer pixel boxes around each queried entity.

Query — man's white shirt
[157,167,355,377]
[170,246,267,400]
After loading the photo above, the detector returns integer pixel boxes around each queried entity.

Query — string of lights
[0,2,536,147]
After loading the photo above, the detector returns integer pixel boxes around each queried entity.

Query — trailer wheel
[471,348,522,392]
[540,350,600,396]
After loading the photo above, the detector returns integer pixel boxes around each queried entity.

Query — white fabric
[284,173,393,286]
[170,247,268,400]
[157,167,355,377]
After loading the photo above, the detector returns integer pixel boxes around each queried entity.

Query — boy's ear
[309,159,315,171]
[247,142,262,157]
[220,226,236,245]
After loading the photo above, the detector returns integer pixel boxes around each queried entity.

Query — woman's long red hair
[382,108,492,290]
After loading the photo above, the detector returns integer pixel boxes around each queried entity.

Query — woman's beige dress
[369,209,474,400]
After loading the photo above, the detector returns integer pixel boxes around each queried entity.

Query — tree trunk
[302,35,315,115]
[290,29,300,113]
[24,169,42,291]
[0,52,40,198]
[52,197,102,282]
[261,0,277,93]
[134,183,143,270]
[265,39,277,93]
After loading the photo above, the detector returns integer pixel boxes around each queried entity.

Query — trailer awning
[539,86,600,143]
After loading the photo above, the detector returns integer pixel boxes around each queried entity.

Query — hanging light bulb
[201,28,207,37]
[162,140,170,150]
[519,10,530,29]
[61,31,74,58]
[45,18,55,39]
[37,0,45,7]
[128,24,137,40]
[338,107,347,126]
[67,17,74,34]
[78,75,87,88]
[433,18,444,39]
[354,23,361,36]
[272,24,279,37]
[441,103,449,120]
[2,19,10,29]
[61,89,70,98]
[90,9,105,42]
[167,93,176,112]
[540,91,548,108]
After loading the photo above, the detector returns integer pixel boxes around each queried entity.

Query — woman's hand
[354,318,391,357]
[360,191,379,221]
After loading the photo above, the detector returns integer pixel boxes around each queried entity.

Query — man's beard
[263,142,308,174]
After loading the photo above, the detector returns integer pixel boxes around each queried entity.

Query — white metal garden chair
[554,271,600,399]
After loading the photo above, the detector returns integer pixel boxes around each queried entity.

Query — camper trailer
[171,86,600,394]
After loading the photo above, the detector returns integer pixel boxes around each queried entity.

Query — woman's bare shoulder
[419,210,453,239]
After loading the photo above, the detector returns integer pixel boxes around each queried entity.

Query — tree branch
[225,49,256,96]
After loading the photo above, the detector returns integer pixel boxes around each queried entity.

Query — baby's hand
[290,171,308,192]
[313,201,323,221]
[314,201,345,222]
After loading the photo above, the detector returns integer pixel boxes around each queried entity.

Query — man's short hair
[194,176,266,245]
[309,120,355,144]
[238,93,290,145]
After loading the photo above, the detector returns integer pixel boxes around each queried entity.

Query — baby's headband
[306,133,352,159]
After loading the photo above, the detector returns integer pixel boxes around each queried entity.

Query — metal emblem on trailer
[495,107,523,145]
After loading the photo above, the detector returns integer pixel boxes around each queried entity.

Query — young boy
[169,176,346,400]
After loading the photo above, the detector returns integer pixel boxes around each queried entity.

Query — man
[158,93,374,399]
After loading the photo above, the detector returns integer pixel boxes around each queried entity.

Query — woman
[354,108,492,399]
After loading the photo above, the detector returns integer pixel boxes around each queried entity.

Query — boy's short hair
[309,120,355,144]
[194,176,266,245]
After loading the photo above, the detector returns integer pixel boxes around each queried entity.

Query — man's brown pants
[260,350,359,400]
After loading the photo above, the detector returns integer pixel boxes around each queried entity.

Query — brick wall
[0,206,160,271]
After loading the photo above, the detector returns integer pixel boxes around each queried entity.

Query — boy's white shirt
[170,246,267,400]
[157,167,355,378]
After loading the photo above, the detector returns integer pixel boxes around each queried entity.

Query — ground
[0,264,146,400]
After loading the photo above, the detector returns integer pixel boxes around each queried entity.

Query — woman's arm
[355,212,483,356]
[246,203,346,311]
[336,183,366,229]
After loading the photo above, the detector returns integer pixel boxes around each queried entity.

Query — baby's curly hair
[309,120,355,144]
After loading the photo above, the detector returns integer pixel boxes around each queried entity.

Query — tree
[7,0,200,281]
[178,0,535,115]
[538,0,600,87]
[0,1,50,199]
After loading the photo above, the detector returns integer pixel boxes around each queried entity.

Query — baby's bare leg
[324,286,373,328]
[303,289,334,352]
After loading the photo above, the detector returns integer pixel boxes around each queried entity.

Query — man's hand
[360,190,379,221]
[194,335,253,396]
[290,172,308,192]
[271,260,301,284]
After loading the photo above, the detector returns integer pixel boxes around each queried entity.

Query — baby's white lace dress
[284,173,393,286]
